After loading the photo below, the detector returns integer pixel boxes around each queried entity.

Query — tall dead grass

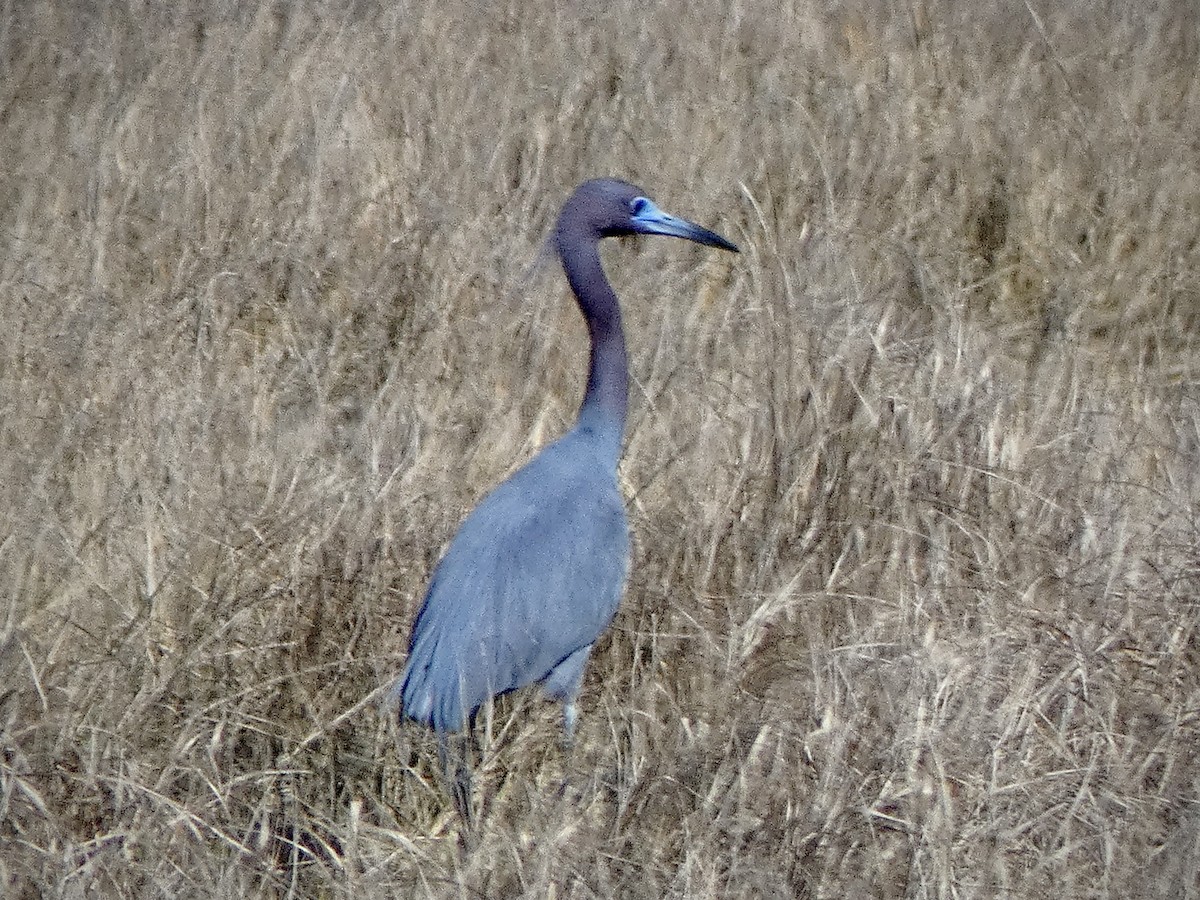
[1,0,1198,897]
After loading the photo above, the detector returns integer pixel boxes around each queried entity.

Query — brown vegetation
[2,0,1198,896]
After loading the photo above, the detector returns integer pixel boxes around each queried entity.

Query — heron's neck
[558,237,628,450]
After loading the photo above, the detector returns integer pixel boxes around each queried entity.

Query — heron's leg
[437,730,474,827]
[542,644,593,746]
[562,701,579,744]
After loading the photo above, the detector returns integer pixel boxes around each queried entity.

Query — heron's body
[393,179,737,784]
[401,420,628,733]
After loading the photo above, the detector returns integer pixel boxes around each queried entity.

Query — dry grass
[2,0,1199,896]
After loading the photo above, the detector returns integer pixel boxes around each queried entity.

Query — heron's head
[555,178,739,253]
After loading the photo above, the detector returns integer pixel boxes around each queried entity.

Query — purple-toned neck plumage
[554,217,628,440]
[551,178,739,457]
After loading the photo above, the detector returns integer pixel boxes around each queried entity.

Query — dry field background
[2,0,1199,897]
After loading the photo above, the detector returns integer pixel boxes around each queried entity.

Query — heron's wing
[399,434,629,731]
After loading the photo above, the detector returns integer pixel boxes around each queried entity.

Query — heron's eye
[630,197,650,216]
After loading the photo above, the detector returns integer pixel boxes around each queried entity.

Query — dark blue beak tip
[708,231,739,254]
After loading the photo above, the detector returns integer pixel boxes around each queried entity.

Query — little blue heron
[392,178,737,814]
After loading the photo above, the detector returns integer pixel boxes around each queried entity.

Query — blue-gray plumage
[395,178,738,744]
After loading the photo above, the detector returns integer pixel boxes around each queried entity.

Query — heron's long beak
[630,198,739,253]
